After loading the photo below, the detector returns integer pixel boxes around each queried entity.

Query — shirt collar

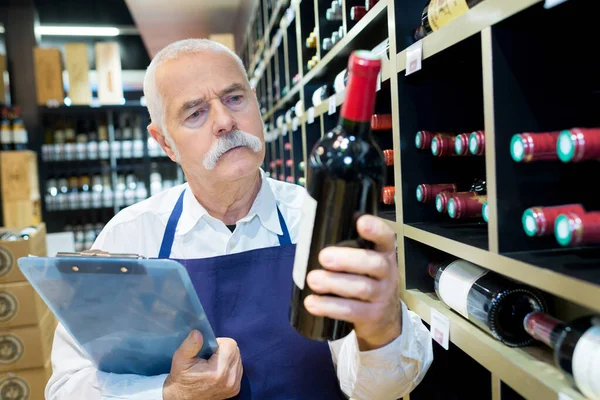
[175,169,283,237]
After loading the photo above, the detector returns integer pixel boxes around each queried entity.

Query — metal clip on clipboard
[56,249,146,259]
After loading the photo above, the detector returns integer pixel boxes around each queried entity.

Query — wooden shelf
[404,224,600,314]
[403,289,586,400]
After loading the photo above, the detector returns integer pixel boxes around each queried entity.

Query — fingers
[307,270,380,301]
[304,295,371,324]
[175,330,204,361]
[318,247,389,279]
[212,338,242,397]
[356,215,396,253]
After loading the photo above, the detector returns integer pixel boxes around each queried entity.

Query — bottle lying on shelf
[312,84,332,107]
[455,133,470,156]
[557,127,600,163]
[413,0,485,41]
[510,131,561,163]
[416,183,457,204]
[482,201,489,222]
[469,130,485,155]
[521,204,586,238]
[524,312,600,400]
[285,142,292,151]
[326,0,342,21]
[371,114,392,131]
[435,178,486,213]
[555,210,600,247]
[431,133,457,157]
[382,186,395,205]
[286,176,294,184]
[447,194,487,219]
[383,149,394,166]
[350,6,367,22]
[305,28,317,49]
[415,130,434,150]
[334,69,348,94]
[298,161,305,172]
[429,258,548,347]
[365,0,379,11]
[297,177,305,187]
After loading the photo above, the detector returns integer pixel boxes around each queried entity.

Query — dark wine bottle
[429,259,547,347]
[524,312,600,399]
[290,50,385,341]
[414,0,485,41]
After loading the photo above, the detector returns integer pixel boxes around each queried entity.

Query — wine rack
[241,0,600,399]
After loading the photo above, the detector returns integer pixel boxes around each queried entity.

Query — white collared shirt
[45,170,433,400]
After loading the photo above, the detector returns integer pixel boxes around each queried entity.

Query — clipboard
[17,250,219,376]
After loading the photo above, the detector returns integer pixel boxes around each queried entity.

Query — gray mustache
[203,130,263,170]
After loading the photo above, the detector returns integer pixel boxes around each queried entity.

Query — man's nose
[211,102,236,136]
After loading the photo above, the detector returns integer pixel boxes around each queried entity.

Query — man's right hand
[163,330,243,400]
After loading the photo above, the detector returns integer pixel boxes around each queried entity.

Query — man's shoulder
[266,177,306,210]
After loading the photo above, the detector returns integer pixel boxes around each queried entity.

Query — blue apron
[158,189,347,399]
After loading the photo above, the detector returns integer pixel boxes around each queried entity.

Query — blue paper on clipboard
[17,255,218,376]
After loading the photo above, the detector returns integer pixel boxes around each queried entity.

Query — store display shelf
[395,0,542,74]
[403,289,586,400]
[404,224,600,314]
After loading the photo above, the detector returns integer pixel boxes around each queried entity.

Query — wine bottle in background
[45,179,58,212]
[557,127,600,163]
[305,29,317,49]
[416,183,457,204]
[382,186,395,205]
[383,149,394,166]
[67,176,80,210]
[102,173,113,208]
[413,0,485,41]
[112,118,122,159]
[524,312,600,400]
[64,119,76,161]
[297,177,306,187]
[133,115,145,158]
[371,114,392,131]
[555,211,600,247]
[91,175,103,209]
[87,120,99,160]
[11,107,28,151]
[350,6,367,21]
[326,1,343,21]
[435,178,486,213]
[75,122,88,161]
[521,204,586,238]
[121,114,134,159]
[79,176,92,209]
[482,201,489,223]
[429,258,547,347]
[415,130,434,150]
[469,130,485,155]
[98,119,110,160]
[510,131,560,163]
[447,194,487,219]
[57,177,69,211]
[365,0,379,11]
[431,133,458,157]
[53,120,66,161]
[290,50,385,341]
[312,84,332,107]
[1,107,12,151]
[455,133,470,156]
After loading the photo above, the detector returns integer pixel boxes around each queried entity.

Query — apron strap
[158,188,292,258]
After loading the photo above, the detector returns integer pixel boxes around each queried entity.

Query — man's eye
[189,110,205,120]
[228,96,243,104]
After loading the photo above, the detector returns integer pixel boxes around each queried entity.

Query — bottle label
[428,0,470,31]
[438,260,487,319]
[572,325,600,399]
[292,191,318,290]
[1,129,11,144]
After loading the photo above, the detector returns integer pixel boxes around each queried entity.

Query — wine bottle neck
[338,117,372,139]
[339,57,379,127]
[524,311,565,349]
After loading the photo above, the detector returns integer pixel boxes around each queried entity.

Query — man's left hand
[305,214,402,351]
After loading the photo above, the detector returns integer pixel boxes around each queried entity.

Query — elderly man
[45,39,433,400]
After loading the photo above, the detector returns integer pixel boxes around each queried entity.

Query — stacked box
[0,151,42,228]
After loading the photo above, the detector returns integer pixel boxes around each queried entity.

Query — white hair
[143,38,248,158]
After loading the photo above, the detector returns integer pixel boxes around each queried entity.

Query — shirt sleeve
[45,225,168,400]
[329,301,434,400]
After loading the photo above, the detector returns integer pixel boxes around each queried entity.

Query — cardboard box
[2,199,42,229]
[95,42,123,104]
[0,360,52,400]
[0,224,47,284]
[0,309,56,372]
[1,151,40,202]
[33,48,64,105]
[64,43,92,105]
[0,282,48,328]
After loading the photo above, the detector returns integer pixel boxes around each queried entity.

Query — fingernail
[307,272,320,289]
[304,296,315,309]
[320,249,334,265]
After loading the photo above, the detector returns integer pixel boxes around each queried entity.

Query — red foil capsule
[286,159,294,167]
[371,114,392,131]
[415,130,434,150]
[286,176,294,183]
[436,191,477,213]
[365,0,378,11]
[447,195,487,219]
[557,127,600,162]
[416,183,457,204]
[278,174,284,181]
[510,131,561,163]
[382,186,395,205]
[350,6,367,21]
[431,134,458,157]
[285,142,292,151]
[276,159,283,166]
[269,161,276,169]
[454,133,470,155]
[555,211,600,247]
[383,149,394,166]
[521,204,586,237]
[469,130,485,155]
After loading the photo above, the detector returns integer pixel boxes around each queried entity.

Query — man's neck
[187,170,262,225]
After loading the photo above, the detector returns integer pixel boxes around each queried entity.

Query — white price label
[558,393,574,400]
[328,96,336,115]
[307,107,315,124]
[430,308,450,350]
[292,117,299,132]
[545,0,568,8]
[405,40,424,76]
[376,71,382,92]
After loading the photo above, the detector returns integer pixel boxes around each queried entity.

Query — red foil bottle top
[286,159,294,167]
[285,142,292,151]
[510,132,560,163]
[340,51,381,123]
[427,262,441,279]
[286,176,294,183]
[269,161,276,169]
[276,159,283,166]
[436,191,477,213]
[350,6,367,21]
[555,211,600,247]
[447,195,487,219]
[455,133,470,155]
[557,127,600,162]
[365,0,378,11]
[383,149,394,166]
[431,134,457,157]
[469,130,485,155]
[524,311,563,348]
[382,186,395,205]
[521,204,586,237]
[278,174,284,181]
[415,131,434,150]
[416,183,457,204]
[371,114,393,131]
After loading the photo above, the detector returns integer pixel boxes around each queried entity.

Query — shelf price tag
[307,107,315,124]
[328,96,336,115]
[430,307,450,350]
[292,117,299,132]
[544,0,568,8]
[405,40,424,76]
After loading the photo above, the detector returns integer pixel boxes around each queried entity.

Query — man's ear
[147,123,179,163]
[252,87,257,96]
